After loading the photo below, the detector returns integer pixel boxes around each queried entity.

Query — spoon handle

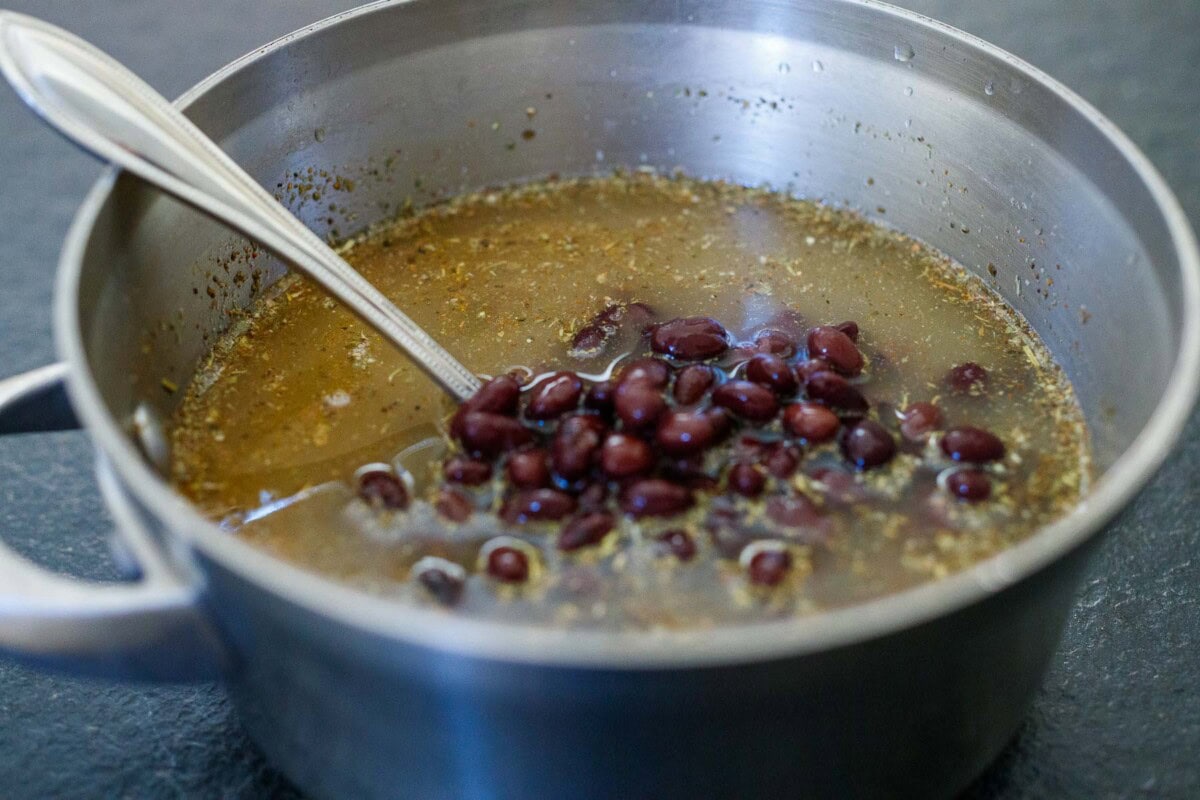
[0,12,481,402]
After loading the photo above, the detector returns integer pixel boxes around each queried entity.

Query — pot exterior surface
[42,0,1200,798]
[205,541,1093,800]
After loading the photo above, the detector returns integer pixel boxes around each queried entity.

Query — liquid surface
[171,173,1089,629]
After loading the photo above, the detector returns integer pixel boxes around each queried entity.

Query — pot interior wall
[76,0,1182,479]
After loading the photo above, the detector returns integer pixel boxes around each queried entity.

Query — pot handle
[0,365,228,680]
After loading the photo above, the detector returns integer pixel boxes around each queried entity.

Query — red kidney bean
[753,329,797,358]
[761,443,800,478]
[600,433,654,478]
[457,411,534,457]
[704,406,733,438]
[834,320,860,342]
[614,380,667,430]
[487,546,529,583]
[358,470,409,510]
[552,414,606,480]
[766,494,819,528]
[747,548,792,586]
[414,564,464,605]
[941,426,1005,462]
[558,512,615,551]
[782,402,840,443]
[655,410,721,457]
[443,457,492,486]
[712,380,779,422]
[804,370,869,414]
[733,435,770,460]
[501,488,577,523]
[584,379,617,413]
[900,401,943,442]
[450,375,521,437]
[947,362,989,394]
[435,487,473,522]
[525,371,583,419]
[620,479,694,517]
[570,323,608,355]
[806,326,864,376]
[658,529,697,561]
[746,353,799,395]
[673,364,716,405]
[650,317,730,360]
[619,357,672,389]
[728,463,766,497]
[506,449,551,489]
[840,420,896,469]
[945,469,992,502]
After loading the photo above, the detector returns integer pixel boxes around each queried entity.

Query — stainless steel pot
[1,1,1196,797]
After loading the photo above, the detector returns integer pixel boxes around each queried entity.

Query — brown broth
[170,173,1089,629]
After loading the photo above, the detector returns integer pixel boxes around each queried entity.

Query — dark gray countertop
[0,1,1196,797]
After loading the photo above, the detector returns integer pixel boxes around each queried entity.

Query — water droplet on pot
[894,43,915,62]
[812,59,824,73]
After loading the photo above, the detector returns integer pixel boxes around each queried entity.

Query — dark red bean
[733,435,770,460]
[806,326,864,376]
[501,488,577,523]
[703,406,733,438]
[793,357,834,383]
[435,487,473,522]
[450,375,521,437]
[620,479,694,517]
[766,494,820,528]
[945,469,992,502]
[487,546,529,583]
[655,410,720,457]
[712,380,779,422]
[662,457,720,492]
[614,381,667,430]
[947,362,989,394]
[457,411,534,457]
[525,371,583,419]
[558,512,615,551]
[804,370,869,414]
[782,402,840,443]
[506,449,551,489]
[415,565,464,605]
[834,320,860,342]
[584,379,617,413]
[552,414,606,480]
[728,463,766,497]
[442,457,492,486]
[619,357,672,389]
[941,426,1005,462]
[658,529,697,561]
[650,316,729,360]
[673,364,716,405]
[753,329,797,357]
[358,470,409,510]
[570,302,657,356]
[764,443,802,479]
[747,548,792,586]
[600,433,654,478]
[746,353,799,395]
[841,420,896,470]
[577,482,609,512]
[900,401,943,442]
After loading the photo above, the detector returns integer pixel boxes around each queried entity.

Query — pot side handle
[0,365,228,681]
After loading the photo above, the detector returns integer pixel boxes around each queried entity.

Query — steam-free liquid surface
[171,173,1089,629]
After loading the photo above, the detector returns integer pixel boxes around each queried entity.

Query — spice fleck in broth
[171,173,1089,629]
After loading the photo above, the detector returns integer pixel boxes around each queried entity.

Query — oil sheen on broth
[171,173,1089,629]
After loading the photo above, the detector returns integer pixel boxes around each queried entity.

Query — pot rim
[53,0,1200,668]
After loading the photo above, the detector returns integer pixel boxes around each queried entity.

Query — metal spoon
[0,12,482,402]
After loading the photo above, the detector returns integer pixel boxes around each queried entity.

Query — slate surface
[0,1,1196,797]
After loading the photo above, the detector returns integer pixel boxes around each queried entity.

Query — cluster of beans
[355,314,1007,602]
